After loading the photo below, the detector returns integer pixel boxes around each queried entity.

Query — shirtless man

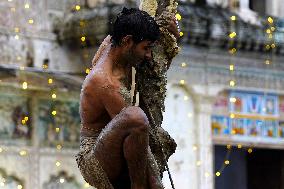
[76,8,178,189]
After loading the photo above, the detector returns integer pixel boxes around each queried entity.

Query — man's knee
[123,106,149,129]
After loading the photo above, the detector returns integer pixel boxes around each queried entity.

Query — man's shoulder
[87,70,119,91]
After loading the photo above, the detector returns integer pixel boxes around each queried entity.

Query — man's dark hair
[110,8,160,46]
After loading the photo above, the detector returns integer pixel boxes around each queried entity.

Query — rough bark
[138,0,180,176]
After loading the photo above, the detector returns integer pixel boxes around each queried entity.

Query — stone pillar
[196,95,214,189]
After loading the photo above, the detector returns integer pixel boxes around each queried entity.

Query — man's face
[125,40,154,68]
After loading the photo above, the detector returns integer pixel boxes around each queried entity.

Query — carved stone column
[195,95,215,189]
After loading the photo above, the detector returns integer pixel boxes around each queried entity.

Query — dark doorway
[214,145,284,189]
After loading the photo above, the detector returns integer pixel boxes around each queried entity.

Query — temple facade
[0,0,284,188]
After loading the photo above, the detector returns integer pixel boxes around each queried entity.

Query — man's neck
[109,47,132,88]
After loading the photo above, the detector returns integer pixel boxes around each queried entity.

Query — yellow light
[21,120,26,125]
[56,161,61,167]
[187,113,192,118]
[43,64,48,69]
[192,145,198,151]
[28,19,34,24]
[266,44,270,50]
[230,97,236,103]
[226,144,231,149]
[75,5,81,11]
[55,127,60,132]
[205,172,210,178]
[24,3,30,9]
[229,64,234,71]
[179,32,184,37]
[237,144,242,149]
[52,93,57,99]
[230,113,235,119]
[184,96,189,101]
[268,17,273,24]
[0,148,3,153]
[181,62,187,67]
[196,161,201,166]
[216,172,221,177]
[229,48,237,54]
[15,35,19,40]
[59,178,65,183]
[20,66,25,70]
[271,43,276,48]
[14,27,20,33]
[271,27,275,31]
[81,36,86,42]
[17,185,23,189]
[52,110,56,116]
[248,148,253,153]
[265,60,270,65]
[231,130,236,134]
[229,80,235,87]
[85,68,90,74]
[48,78,53,84]
[231,15,236,21]
[180,80,185,85]
[19,150,27,156]
[229,32,237,38]
[56,144,62,150]
[84,182,90,188]
[269,34,273,39]
[175,13,182,21]
[266,29,271,34]
[225,160,230,165]
[24,117,28,121]
[22,82,28,89]
[0,182,4,187]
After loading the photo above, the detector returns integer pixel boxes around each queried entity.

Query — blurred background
[0,0,284,188]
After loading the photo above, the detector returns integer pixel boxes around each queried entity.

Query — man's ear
[121,35,133,47]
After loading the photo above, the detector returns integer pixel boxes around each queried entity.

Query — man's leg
[94,106,149,189]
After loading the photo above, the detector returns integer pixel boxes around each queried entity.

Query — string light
[224,160,230,165]
[229,64,234,71]
[85,68,90,74]
[55,161,61,167]
[229,97,236,103]
[230,113,235,119]
[52,110,56,116]
[19,150,27,156]
[14,27,20,33]
[15,35,19,40]
[229,80,235,87]
[17,185,23,189]
[52,93,57,99]
[183,96,189,101]
[81,36,86,42]
[230,16,236,21]
[22,82,28,89]
[55,127,60,133]
[75,5,81,11]
[179,80,185,85]
[216,172,221,177]
[196,161,201,166]
[248,148,253,153]
[175,13,182,21]
[181,62,187,67]
[24,3,30,9]
[237,144,242,149]
[0,148,3,153]
[268,17,273,24]
[56,144,62,150]
[229,32,237,39]
[59,178,65,183]
[28,19,34,24]
[48,78,53,84]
